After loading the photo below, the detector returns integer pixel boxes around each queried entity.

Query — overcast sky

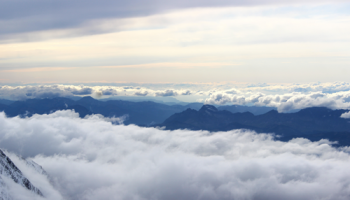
[1,0,350,84]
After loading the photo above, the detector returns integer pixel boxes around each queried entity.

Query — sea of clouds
[1,110,350,200]
[3,82,350,112]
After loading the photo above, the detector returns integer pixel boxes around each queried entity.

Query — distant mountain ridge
[0,97,275,125]
[217,105,276,115]
[1,97,349,146]
[157,105,350,146]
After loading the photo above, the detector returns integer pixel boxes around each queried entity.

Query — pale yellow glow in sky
[1,6,350,83]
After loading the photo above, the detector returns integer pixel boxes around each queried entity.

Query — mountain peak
[80,96,95,100]
[265,110,278,115]
[199,105,218,113]
[77,96,98,103]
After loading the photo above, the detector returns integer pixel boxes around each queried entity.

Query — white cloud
[134,90,148,96]
[155,89,178,97]
[180,90,191,95]
[0,85,196,100]
[341,111,350,118]
[3,82,350,112]
[204,89,350,112]
[1,111,350,199]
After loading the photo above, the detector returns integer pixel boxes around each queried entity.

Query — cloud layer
[1,111,350,199]
[0,84,191,100]
[3,82,350,112]
[204,91,350,112]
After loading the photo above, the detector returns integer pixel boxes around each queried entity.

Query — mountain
[160,105,350,134]
[217,105,275,115]
[0,99,14,106]
[6,97,75,116]
[101,96,184,105]
[160,105,256,131]
[0,104,7,112]
[0,149,43,199]
[0,97,93,118]
[157,105,350,146]
[0,97,193,125]
[75,97,193,125]
[0,97,275,126]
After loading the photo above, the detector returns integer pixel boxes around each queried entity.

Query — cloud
[101,88,117,96]
[3,82,350,112]
[341,111,350,118]
[155,89,178,97]
[134,91,148,96]
[180,90,192,95]
[204,93,234,105]
[2,0,348,40]
[92,91,103,99]
[0,85,74,100]
[1,111,350,199]
[0,84,199,100]
[0,85,122,100]
[204,90,350,112]
[68,87,92,95]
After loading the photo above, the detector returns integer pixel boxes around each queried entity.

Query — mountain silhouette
[157,105,350,146]
[0,97,274,125]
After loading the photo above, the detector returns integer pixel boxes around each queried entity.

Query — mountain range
[157,105,350,146]
[0,97,274,125]
[1,97,349,146]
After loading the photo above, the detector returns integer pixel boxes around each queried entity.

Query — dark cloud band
[1,0,348,41]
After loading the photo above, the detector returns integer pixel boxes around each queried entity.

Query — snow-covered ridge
[0,149,43,198]
[25,159,48,177]
[0,176,12,200]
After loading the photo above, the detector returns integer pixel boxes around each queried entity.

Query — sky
[1,0,350,84]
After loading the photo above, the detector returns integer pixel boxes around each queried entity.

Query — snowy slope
[25,159,48,177]
[0,176,12,200]
[0,149,43,199]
